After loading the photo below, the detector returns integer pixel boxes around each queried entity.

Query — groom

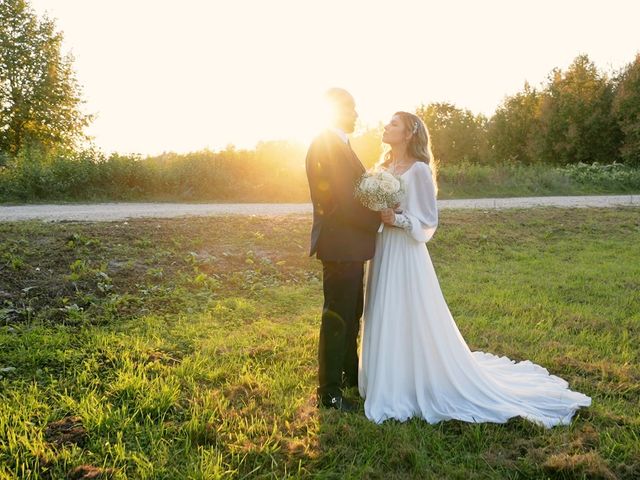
[305,88,381,412]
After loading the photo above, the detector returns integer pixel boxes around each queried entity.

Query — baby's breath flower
[355,169,405,211]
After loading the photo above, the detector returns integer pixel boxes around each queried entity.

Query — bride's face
[382,115,410,146]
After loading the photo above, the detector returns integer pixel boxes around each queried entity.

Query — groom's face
[334,97,358,134]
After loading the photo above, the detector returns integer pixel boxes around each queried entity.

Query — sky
[29,0,640,156]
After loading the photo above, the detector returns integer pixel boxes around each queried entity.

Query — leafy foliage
[487,82,541,165]
[559,161,640,189]
[416,102,488,165]
[1,1,639,201]
[0,0,90,156]
[2,146,640,203]
[613,54,640,166]
[533,55,623,165]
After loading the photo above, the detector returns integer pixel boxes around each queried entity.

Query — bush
[1,147,639,204]
[559,161,640,189]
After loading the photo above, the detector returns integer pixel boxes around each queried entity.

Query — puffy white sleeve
[398,162,438,242]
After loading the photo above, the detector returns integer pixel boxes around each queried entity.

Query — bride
[358,111,591,427]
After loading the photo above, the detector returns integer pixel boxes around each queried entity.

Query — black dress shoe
[318,394,357,413]
[341,378,358,390]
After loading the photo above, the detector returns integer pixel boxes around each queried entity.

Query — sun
[276,90,334,146]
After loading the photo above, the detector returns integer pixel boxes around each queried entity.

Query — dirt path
[0,195,637,222]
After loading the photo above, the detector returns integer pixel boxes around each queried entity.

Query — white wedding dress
[358,161,591,427]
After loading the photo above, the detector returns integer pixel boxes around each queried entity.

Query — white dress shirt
[329,126,349,145]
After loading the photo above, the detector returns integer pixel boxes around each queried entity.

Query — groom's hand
[381,208,396,225]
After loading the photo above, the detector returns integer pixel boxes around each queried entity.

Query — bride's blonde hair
[378,111,438,194]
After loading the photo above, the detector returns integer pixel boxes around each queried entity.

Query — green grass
[1,209,639,479]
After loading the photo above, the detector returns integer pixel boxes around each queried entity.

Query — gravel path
[0,195,637,222]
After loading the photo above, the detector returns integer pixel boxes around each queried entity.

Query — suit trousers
[318,260,365,400]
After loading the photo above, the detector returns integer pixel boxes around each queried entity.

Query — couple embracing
[305,88,590,427]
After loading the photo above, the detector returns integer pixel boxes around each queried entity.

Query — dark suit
[305,129,380,400]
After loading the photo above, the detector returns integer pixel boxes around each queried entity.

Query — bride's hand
[381,208,396,225]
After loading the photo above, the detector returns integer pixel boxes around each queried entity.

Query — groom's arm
[307,137,380,233]
[329,163,381,233]
[306,137,336,218]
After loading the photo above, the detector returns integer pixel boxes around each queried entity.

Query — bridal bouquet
[355,169,405,211]
[355,169,405,232]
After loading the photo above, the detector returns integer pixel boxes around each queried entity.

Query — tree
[487,82,541,164]
[613,53,640,166]
[0,0,91,158]
[351,124,384,169]
[533,54,622,165]
[416,102,488,165]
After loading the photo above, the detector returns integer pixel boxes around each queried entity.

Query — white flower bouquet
[355,169,406,231]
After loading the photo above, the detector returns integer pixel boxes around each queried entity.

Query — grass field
[1,208,639,479]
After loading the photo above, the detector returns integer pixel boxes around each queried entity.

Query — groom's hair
[324,87,354,108]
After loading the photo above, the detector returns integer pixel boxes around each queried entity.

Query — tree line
[417,54,640,167]
[1,0,639,203]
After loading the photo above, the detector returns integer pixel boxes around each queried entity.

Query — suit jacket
[305,130,381,261]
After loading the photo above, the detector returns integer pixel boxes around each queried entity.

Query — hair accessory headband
[413,121,419,134]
